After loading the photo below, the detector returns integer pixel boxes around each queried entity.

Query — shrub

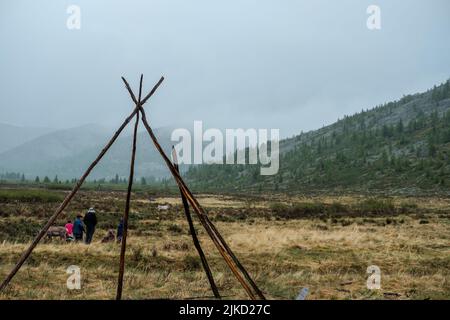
[0,189,64,203]
[167,224,183,234]
[292,202,325,215]
[399,201,418,213]
[183,255,201,271]
[328,201,349,214]
[356,198,396,215]
[214,214,235,222]
[0,218,42,241]
[269,202,288,214]
[340,219,353,227]
[131,246,144,262]
[163,242,189,251]
[270,202,326,219]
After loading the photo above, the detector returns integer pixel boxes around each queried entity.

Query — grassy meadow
[0,187,449,300]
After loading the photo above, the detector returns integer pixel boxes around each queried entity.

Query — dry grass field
[0,188,449,300]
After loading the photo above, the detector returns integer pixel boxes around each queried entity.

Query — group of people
[64,208,124,244]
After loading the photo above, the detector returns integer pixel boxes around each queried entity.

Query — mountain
[0,123,54,153]
[185,80,450,194]
[47,126,177,180]
[0,124,110,178]
[0,123,179,181]
[2,80,449,189]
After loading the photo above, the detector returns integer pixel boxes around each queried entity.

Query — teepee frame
[0,75,265,300]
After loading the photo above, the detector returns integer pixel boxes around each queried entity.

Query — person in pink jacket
[65,220,74,241]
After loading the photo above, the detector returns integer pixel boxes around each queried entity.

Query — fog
[1,0,449,138]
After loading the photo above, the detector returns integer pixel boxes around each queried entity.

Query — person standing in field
[73,215,85,242]
[116,218,124,243]
[65,220,74,241]
[84,207,98,244]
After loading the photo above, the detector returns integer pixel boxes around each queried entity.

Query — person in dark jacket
[116,218,124,243]
[73,215,85,242]
[83,207,97,244]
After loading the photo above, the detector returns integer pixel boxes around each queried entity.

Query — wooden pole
[0,76,164,292]
[121,77,264,299]
[171,147,221,299]
[116,75,143,300]
[139,106,257,299]
[203,214,265,299]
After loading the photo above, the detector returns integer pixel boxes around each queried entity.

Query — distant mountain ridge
[0,123,54,153]
[185,79,450,194]
[2,80,450,191]
[0,124,178,180]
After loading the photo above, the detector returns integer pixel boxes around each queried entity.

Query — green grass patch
[270,198,412,219]
[355,198,396,215]
[0,218,42,241]
[0,189,64,203]
[270,202,327,218]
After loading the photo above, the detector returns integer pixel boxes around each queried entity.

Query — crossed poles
[0,75,265,300]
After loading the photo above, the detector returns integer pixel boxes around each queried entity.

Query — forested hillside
[186,80,450,194]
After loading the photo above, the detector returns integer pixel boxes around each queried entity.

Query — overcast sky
[1,0,449,138]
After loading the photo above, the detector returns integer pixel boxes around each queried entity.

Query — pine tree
[396,119,404,134]
[428,141,437,158]
[431,85,439,102]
